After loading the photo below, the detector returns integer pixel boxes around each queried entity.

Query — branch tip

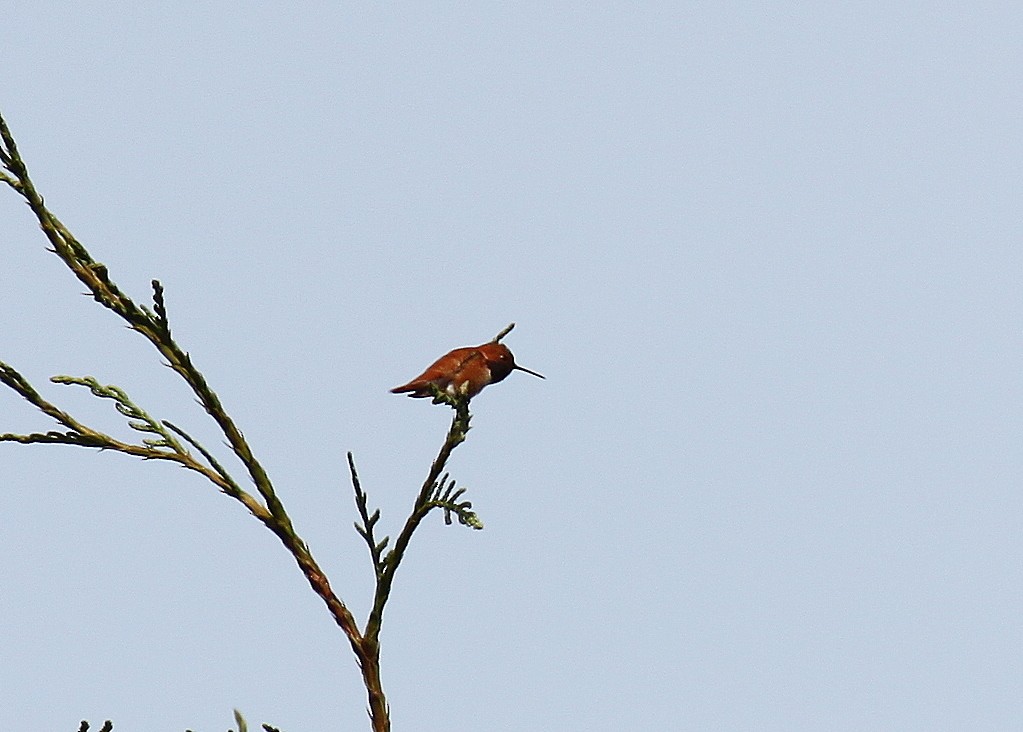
[492,322,516,342]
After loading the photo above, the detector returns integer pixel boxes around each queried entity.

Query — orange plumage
[391,342,544,400]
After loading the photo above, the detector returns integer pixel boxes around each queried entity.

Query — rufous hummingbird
[391,340,544,400]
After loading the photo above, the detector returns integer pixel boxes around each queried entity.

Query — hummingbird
[391,341,544,400]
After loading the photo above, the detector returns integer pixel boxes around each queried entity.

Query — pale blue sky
[3,3,1023,730]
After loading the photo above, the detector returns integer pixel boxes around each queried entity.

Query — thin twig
[491,322,515,343]
[349,452,389,576]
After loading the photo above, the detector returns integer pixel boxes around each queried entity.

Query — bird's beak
[514,364,545,379]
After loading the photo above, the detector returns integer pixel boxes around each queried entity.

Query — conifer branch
[359,389,475,647]
[349,452,390,576]
[1,108,372,725]
[428,474,483,529]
